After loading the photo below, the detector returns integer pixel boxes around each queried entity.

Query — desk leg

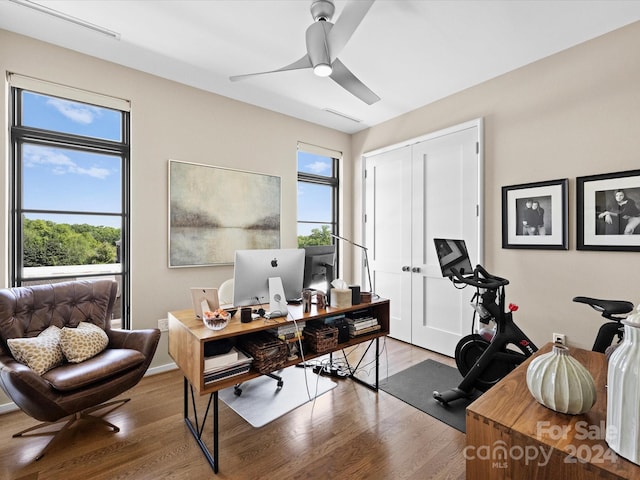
[183,377,219,473]
[373,336,380,389]
[343,337,380,391]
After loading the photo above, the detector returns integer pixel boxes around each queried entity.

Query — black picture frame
[576,169,640,251]
[502,179,568,250]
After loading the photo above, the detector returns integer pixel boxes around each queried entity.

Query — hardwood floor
[0,338,466,480]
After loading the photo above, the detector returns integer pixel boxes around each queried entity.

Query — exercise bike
[433,264,635,406]
[433,264,538,405]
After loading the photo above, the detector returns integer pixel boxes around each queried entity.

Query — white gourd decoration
[526,344,596,415]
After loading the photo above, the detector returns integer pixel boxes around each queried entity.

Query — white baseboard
[0,362,178,415]
[145,361,178,376]
[0,402,18,415]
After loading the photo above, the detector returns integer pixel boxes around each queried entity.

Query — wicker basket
[304,325,339,353]
[238,332,287,374]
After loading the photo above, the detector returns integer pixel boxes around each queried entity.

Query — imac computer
[434,238,473,278]
[232,248,305,315]
[303,245,335,292]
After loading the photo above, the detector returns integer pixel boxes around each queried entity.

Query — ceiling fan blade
[230,55,312,82]
[327,0,375,62]
[329,58,380,105]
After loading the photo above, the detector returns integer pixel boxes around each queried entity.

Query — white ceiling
[2,0,640,134]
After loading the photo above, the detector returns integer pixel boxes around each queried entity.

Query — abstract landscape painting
[169,160,281,266]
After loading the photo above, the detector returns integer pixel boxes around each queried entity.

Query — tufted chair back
[0,280,116,357]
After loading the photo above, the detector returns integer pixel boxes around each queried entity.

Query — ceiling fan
[230,0,380,105]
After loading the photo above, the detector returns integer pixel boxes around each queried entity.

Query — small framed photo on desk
[190,288,220,318]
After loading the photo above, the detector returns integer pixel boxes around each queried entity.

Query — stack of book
[347,315,380,337]
[203,347,253,385]
[267,322,305,341]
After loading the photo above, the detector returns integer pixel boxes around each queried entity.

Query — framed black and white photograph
[502,179,568,249]
[577,169,640,251]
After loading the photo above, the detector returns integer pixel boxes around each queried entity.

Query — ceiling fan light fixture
[313,63,333,77]
[231,0,378,104]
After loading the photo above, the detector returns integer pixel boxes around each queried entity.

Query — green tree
[23,219,50,266]
[23,218,120,267]
[91,242,117,264]
[298,225,332,247]
[72,224,120,245]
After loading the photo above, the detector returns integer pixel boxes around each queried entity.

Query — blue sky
[297,151,333,236]
[23,92,121,140]
[22,92,122,228]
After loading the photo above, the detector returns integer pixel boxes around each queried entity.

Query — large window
[9,75,131,327]
[297,143,339,248]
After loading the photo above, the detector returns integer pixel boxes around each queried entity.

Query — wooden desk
[466,343,640,480]
[168,298,390,473]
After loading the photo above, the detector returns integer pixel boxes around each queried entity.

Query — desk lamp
[330,233,375,297]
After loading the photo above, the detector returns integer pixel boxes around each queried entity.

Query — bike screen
[434,238,473,278]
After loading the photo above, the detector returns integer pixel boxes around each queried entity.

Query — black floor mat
[380,359,481,433]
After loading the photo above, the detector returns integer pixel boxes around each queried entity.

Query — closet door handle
[402,266,410,272]
[411,267,421,273]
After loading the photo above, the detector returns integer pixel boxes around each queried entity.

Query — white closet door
[411,126,480,355]
[365,145,412,343]
[364,120,482,356]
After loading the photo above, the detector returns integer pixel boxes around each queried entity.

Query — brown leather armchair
[0,279,160,460]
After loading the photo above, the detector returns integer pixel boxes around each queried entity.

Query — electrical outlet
[553,332,566,345]
[158,318,169,332]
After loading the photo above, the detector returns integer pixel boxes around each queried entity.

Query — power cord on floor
[337,337,389,382]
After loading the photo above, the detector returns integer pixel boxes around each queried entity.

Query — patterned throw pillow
[60,322,109,363]
[7,325,64,375]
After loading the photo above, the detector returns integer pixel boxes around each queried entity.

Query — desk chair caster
[233,372,284,396]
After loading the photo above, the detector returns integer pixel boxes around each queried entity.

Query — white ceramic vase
[606,304,640,465]
[526,344,596,415]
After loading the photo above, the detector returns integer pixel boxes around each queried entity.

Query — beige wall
[1,20,639,408]
[353,21,640,351]
[0,29,352,409]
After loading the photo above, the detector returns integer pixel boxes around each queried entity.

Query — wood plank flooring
[0,338,466,480]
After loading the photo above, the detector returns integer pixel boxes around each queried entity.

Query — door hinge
[476,205,479,217]
[476,142,479,154]
[364,213,367,223]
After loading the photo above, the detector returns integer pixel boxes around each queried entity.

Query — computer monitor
[434,238,474,278]
[303,245,336,292]
[232,248,305,307]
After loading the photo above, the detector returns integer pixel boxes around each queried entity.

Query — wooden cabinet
[168,298,390,395]
[168,297,390,473]
[466,343,640,480]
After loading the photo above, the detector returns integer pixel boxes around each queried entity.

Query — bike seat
[572,296,634,318]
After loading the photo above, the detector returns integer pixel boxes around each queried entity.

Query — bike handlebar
[450,264,509,289]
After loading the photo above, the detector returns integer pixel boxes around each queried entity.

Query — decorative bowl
[202,309,231,331]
